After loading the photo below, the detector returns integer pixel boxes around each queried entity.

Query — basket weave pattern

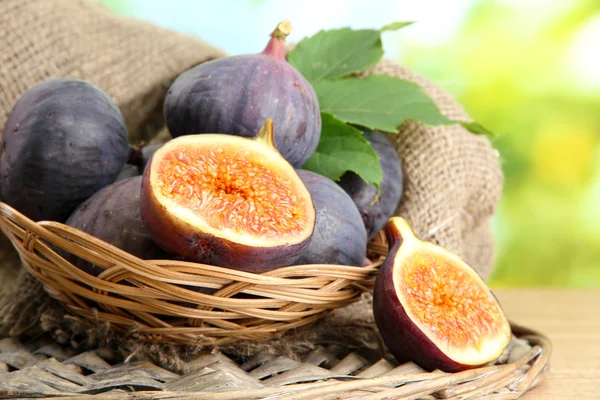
[0,202,378,345]
[0,324,550,399]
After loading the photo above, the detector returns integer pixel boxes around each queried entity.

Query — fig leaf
[460,121,497,138]
[302,113,382,190]
[314,75,453,132]
[288,22,412,82]
[380,21,415,32]
[288,28,381,82]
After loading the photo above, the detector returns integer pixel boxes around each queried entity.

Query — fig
[163,21,321,167]
[292,170,367,266]
[338,130,403,241]
[139,143,164,174]
[372,217,511,372]
[116,164,140,181]
[66,176,168,276]
[141,119,316,272]
[0,78,129,222]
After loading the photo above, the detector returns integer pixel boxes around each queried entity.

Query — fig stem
[255,118,277,149]
[262,21,291,61]
[385,217,416,249]
[271,20,292,41]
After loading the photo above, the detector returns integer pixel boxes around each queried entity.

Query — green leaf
[380,21,415,32]
[314,75,454,132]
[302,113,383,188]
[287,28,383,82]
[288,23,413,82]
[461,121,496,138]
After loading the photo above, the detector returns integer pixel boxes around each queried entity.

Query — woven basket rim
[0,201,381,345]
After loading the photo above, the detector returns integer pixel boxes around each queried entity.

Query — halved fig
[372,217,511,372]
[141,119,316,272]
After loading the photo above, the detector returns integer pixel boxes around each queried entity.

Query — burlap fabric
[0,0,503,367]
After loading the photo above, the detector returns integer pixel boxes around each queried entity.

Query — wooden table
[494,289,600,399]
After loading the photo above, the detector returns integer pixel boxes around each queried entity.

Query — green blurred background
[97,0,600,288]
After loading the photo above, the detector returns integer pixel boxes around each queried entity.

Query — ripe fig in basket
[372,217,511,372]
[163,20,321,167]
[338,130,403,241]
[292,170,367,267]
[140,118,316,272]
[139,143,164,174]
[66,176,168,276]
[116,164,140,181]
[0,78,129,222]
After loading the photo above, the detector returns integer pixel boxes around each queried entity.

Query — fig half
[141,119,316,272]
[373,217,511,372]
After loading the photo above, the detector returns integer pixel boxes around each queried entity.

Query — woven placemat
[0,323,550,399]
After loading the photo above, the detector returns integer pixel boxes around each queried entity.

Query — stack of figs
[0,21,403,273]
[0,21,512,373]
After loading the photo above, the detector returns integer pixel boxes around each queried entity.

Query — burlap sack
[0,0,502,367]
[0,0,225,142]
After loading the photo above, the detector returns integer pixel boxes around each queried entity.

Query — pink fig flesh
[372,217,511,372]
[140,119,316,272]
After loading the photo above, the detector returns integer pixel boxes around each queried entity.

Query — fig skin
[65,176,168,276]
[338,130,403,241]
[139,143,164,174]
[292,170,367,266]
[116,164,140,181]
[141,120,316,273]
[372,217,511,372]
[163,22,321,167]
[0,78,129,222]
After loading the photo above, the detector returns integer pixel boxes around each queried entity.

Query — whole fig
[66,176,168,276]
[0,78,129,222]
[338,130,403,241]
[293,170,367,266]
[164,21,321,167]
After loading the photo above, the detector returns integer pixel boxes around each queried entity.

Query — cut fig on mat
[372,217,512,372]
[141,118,316,272]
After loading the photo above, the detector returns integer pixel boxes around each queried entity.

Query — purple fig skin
[140,159,313,273]
[139,143,164,174]
[292,170,367,267]
[338,130,403,241]
[163,40,321,167]
[66,176,169,277]
[0,78,129,222]
[372,219,506,372]
[116,163,140,181]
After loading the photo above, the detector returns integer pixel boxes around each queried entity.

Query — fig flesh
[373,217,511,372]
[66,176,168,276]
[0,78,129,222]
[141,119,316,272]
[163,21,321,167]
[293,170,367,266]
[338,130,403,241]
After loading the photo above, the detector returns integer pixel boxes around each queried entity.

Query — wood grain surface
[495,289,600,399]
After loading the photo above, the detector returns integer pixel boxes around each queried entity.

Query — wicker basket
[0,324,550,399]
[0,201,378,345]
[0,201,552,398]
